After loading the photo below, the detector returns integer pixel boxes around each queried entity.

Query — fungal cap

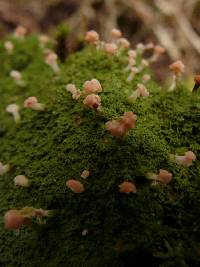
[24,96,38,108]
[121,111,137,129]
[6,104,19,113]
[105,120,126,137]
[14,175,30,187]
[4,41,14,52]
[111,28,122,38]
[169,60,185,74]
[45,52,58,64]
[39,34,50,44]
[158,169,172,184]
[184,151,196,165]
[104,43,118,55]
[10,70,22,80]
[85,30,99,44]
[142,74,151,83]
[119,181,137,194]
[119,38,130,48]
[66,84,77,95]
[154,45,165,54]
[15,25,27,37]
[83,94,101,109]
[0,162,10,175]
[81,170,90,179]
[4,210,25,230]
[128,50,137,58]
[83,79,102,94]
[66,179,85,193]
[137,84,150,97]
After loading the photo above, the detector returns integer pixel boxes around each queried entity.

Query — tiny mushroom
[10,70,25,87]
[4,41,14,54]
[171,151,196,167]
[14,175,30,187]
[6,104,20,123]
[83,79,102,94]
[168,60,185,91]
[0,162,10,175]
[104,43,118,55]
[14,25,27,38]
[119,181,137,194]
[85,30,100,45]
[81,170,90,179]
[128,84,149,102]
[111,28,122,39]
[83,94,101,110]
[146,169,173,184]
[45,52,60,74]
[105,111,137,137]
[24,96,45,111]
[66,84,81,100]
[66,179,85,193]
[118,38,130,49]
[39,34,50,47]
[149,45,165,63]
[4,210,26,230]
[142,74,151,83]
[127,67,139,82]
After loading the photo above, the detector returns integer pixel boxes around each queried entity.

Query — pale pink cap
[83,94,101,109]
[85,30,99,44]
[24,96,38,108]
[169,60,185,74]
[83,79,102,94]
[158,169,172,184]
[104,43,118,55]
[111,28,122,38]
[119,181,137,194]
[66,179,85,193]
[4,210,25,230]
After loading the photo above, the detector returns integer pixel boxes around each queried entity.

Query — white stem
[34,103,45,111]
[13,112,21,123]
[168,74,177,91]
[51,63,60,74]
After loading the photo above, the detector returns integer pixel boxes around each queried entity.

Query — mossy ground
[0,36,200,267]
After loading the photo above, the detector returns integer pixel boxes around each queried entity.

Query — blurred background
[0,0,200,82]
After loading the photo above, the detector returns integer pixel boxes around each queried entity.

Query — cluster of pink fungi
[2,27,199,231]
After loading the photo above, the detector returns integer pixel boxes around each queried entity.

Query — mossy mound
[0,35,200,267]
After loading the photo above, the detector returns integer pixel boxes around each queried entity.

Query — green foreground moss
[0,36,200,267]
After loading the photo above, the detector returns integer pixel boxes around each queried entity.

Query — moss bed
[0,35,200,267]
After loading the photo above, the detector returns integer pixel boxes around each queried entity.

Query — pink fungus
[169,60,185,75]
[105,111,137,137]
[83,79,102,94]
[119,181,137,194]
[104,43,118,55]
[66,179,85,193]
[14,175,30,187]
[85,30,99,44]
[83,94,101,110]
[111,28,122,38]
[118,38,130,48]
[158,169,173,184]
[4,210,26,230]
[24,96,45,111]
[45,52,60,74]
[66,84,81,100]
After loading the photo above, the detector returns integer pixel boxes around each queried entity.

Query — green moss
[0,35,200,267]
